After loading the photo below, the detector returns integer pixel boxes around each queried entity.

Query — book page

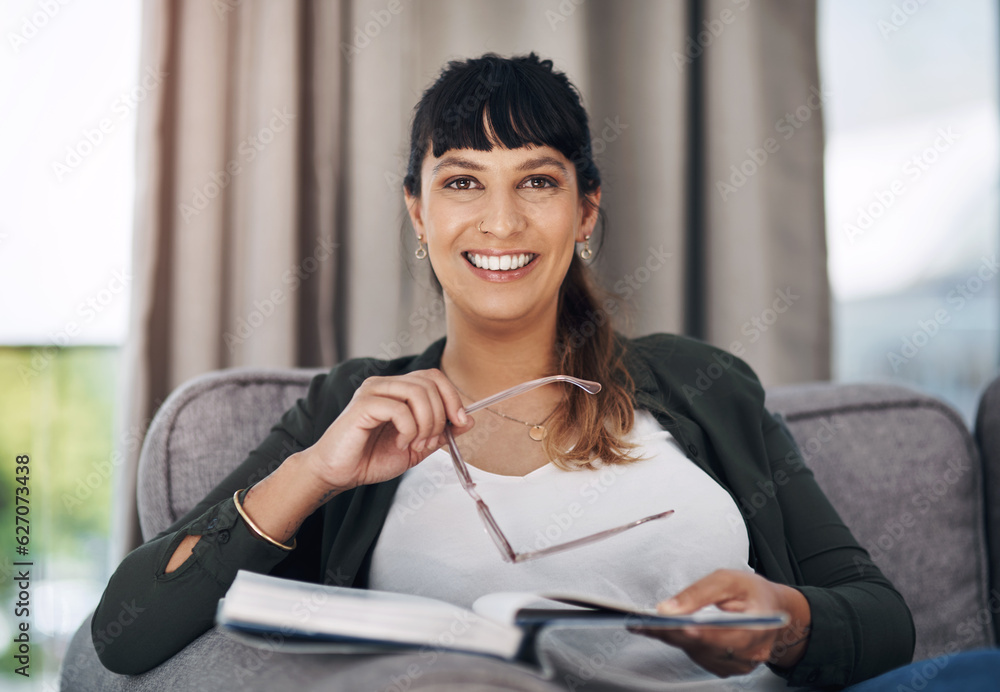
[218,571,525,658]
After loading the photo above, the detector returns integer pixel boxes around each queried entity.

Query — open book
[216,571,789,670]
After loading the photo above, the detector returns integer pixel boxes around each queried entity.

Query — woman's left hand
[628,569,812,678]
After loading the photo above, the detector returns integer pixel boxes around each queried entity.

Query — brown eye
[445,177,476,190]
[525,177,555,189]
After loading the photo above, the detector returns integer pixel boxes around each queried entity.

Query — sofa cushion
[767,382,993,662]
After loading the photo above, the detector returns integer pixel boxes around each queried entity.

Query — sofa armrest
[138,368,325,540]
[767,381,993,661]
[974,373,1000,645]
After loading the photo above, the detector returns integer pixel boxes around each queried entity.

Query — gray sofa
[61,368,1000,691]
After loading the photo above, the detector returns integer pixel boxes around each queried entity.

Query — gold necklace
[485,405,558,441]
[451,381,559,442]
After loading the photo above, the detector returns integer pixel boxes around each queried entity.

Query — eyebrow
[432,154,570,179]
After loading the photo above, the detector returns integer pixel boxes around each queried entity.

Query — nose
[478,188,527,238]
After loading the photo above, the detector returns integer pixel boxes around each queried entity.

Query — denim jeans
[842,648,1000,691]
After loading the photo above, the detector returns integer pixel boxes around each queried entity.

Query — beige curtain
[701,0,830,384]
[117,0,829,554]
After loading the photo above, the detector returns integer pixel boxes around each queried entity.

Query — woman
[93,52,928,689]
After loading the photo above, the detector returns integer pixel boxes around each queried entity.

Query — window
[819,0,999,424]
[0,0,140,683]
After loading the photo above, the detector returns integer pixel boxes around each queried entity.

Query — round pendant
[529,425,547,441]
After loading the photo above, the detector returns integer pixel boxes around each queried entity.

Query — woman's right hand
[300,368,475,493]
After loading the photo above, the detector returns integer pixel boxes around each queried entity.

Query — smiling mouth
[464,252,537,271]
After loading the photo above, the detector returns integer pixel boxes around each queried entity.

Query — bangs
[405,53,597,195]
[426,61,587,159]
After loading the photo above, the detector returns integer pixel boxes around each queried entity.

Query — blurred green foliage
[0,346,120,681]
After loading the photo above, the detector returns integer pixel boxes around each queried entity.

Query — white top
[369,409,795,691]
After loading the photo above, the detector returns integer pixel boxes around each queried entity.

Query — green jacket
[93,334,915,686]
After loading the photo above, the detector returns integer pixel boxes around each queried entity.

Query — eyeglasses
[443,375,674,563]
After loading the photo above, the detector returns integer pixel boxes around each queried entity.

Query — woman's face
[404,143,601,329]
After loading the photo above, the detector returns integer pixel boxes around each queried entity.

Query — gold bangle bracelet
[233,489,296,551]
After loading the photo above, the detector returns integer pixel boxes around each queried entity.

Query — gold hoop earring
[415,235,428,260]
[579,235,593,260]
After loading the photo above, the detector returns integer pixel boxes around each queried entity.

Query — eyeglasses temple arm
[512,510,675,563]
[463,375,601,415]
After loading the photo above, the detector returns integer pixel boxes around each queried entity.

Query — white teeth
[466,253,534,271]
